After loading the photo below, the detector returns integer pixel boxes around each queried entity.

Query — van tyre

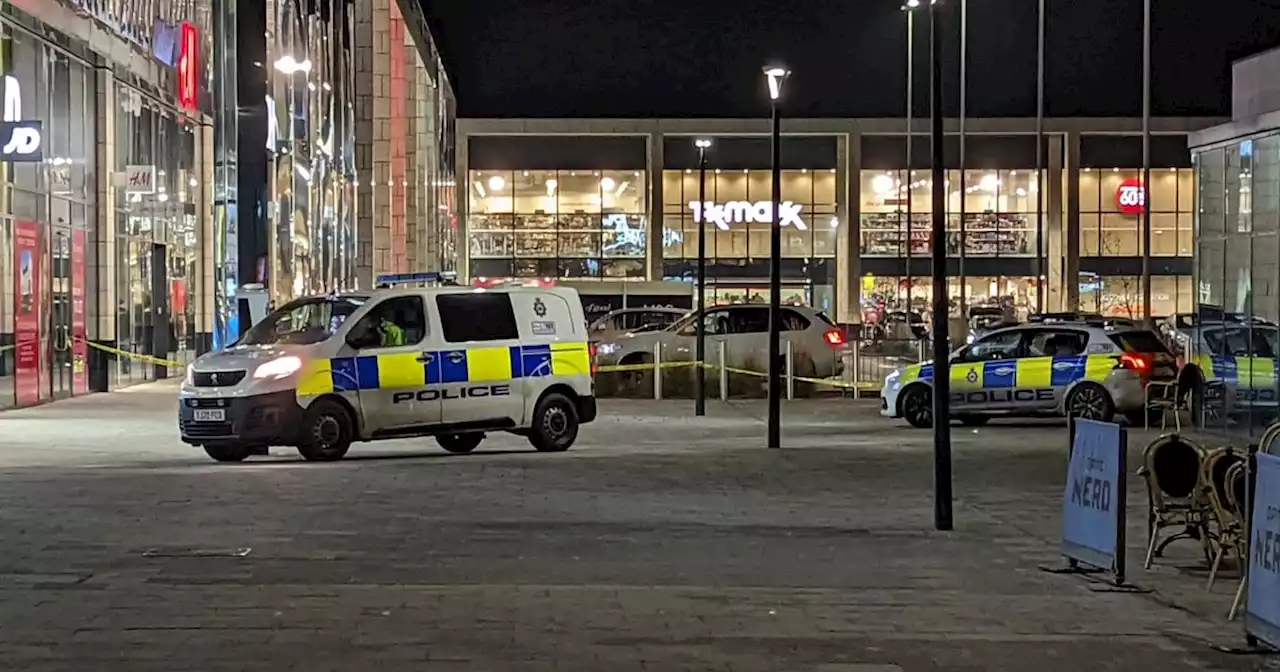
[900,385,933,429]
[1065,382,1115,423]
[528,392,579,452]
[297,399,354,462]
[437,433,484,454]
[204,443,252,463]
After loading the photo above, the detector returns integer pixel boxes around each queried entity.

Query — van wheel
[437,433,484,454]
[528,393,579,452]
[1065,382,1115,422]
[900,385,933,428]
[297,399,353,462]
[204,443,252,463]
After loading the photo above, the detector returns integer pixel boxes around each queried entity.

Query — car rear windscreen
[1108,330,1173,354]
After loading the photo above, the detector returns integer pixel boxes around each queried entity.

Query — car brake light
[1118,352,1152,375]
[823,328,847,347]
[589,342,597,358]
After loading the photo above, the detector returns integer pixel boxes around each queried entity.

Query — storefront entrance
[150,243,170,379]
[49,226,72,400]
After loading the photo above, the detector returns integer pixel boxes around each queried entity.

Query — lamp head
[763,66,790,101]
[694,138,713,149]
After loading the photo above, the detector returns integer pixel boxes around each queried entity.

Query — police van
[179,284,596,462]
[881,321,1177,428]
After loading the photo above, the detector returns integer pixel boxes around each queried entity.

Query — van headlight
[185,364,194,385]
[254,356,303,380]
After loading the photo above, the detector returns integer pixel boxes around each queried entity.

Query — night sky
[423,0,1280,120]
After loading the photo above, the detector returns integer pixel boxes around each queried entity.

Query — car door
[432,291,525,429]
[724,306,772,370]
[951,330,1025,410]
[1021,328,1090,410]
[342,294,439,435]
[669,308,730,362]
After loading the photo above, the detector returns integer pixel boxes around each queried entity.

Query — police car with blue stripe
[881,321,1177,428]
[179,278,596,462]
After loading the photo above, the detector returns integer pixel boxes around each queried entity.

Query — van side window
[350,296,427,348]
[437,293,519,342]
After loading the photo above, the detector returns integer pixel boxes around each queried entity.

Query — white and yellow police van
[179,284,596,462]
[881,321,1177,427]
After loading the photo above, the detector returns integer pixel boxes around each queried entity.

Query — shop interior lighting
[829,216,839,229]
[273,55,313,74]
[189,178,198,187]
[695,138,712,149]
[980,173,1000,192]
[522,170,530,176]
[872,174,895,195]
[488,175,505,191]
[763,66,790,101]
[295,164,312,182]
[600,176,616,191]
[322,82,332,92]
[685,169,692,174]
[307,83,316,91]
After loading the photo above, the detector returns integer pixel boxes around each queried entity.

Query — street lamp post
[927,0,953,531]
[694,138,713,417]
[764,65,790,450]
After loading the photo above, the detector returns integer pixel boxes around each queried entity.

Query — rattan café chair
[1200,446,1245,591]
[1139,434,1211,569]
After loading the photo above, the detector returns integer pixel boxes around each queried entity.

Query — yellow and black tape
[77,338,184,368]
[593,360,877,391]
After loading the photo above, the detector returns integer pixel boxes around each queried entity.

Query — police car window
[352,296,427,348]
[240,296,366,346]
[1202,327,1278,357]
[437,293,519,342]
[962,331,1023,362]
[1027,330,1088,358]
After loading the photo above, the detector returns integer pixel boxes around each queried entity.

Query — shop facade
[1188,46,1280,438]
[0,0,214,408]
[459,117,1215,325]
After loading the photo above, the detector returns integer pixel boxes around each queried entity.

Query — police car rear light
[1118,352,1152,374]
[823,328,847,347]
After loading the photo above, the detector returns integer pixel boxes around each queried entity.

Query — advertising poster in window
[13,220,39,406]
[71,229,87,394]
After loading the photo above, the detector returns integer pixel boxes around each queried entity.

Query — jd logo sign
[1,75,41,162]
[689,201,807,230]
[1115,180,1146,214]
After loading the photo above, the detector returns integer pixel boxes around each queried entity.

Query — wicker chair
[1200,447,1245,590]
[1223,461,1251,620]
[1144,380,1185,431]
[1139,434,1211,569]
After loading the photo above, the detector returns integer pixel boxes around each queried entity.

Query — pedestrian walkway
[0,390,1269,669]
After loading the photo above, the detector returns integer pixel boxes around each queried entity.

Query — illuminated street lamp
[763,65,789,450]
[694,137,713,417]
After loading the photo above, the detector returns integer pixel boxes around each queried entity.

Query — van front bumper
[178,390,305,446]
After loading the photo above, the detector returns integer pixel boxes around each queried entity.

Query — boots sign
[689,201,806,230]
[1115,180,1146,215]
[1,75,41,162]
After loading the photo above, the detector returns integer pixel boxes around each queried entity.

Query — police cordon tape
[593,359,877,391]
[75,338,185,368]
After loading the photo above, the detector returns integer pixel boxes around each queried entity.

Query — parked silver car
[588,307,688,341]
[593,304,850,378]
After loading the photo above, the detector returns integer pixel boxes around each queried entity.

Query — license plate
[193,409,225,422]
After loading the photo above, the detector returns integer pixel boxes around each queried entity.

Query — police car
[881,321,1177,427]
[1163,310,1280,416]
[179,285,596,462]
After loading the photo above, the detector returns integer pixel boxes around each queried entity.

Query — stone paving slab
[0,387,1275,670]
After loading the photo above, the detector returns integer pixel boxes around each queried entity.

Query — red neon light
[177,22,198,111]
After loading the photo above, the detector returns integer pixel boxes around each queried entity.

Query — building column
[90,66,117,393]
[647,131,664,281]
[1065,131,1082,311]
[843,132,862,324]
[457,131,470,281]
[1046,134,1065,312]
[198,119,215,354]
[835,133,856,324]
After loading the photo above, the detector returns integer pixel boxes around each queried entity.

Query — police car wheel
[529,393,579,452]
[900,385,933,429]
[203,444,252,463]
[437,433,485,454]
[1065,383,1115,422]
[297,400,353,462]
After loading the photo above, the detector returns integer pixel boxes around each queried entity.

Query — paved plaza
[0,382,1273,670]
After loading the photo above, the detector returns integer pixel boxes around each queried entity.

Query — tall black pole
[695,145,708,416]
[905,10,914,313]
[958,0,967,317]
[1141,0,1152,322]
[767,103,783,449]
[1036,0,1046,314]
[929,0,953,531]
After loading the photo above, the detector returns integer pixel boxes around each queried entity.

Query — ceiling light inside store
[1016,188,1027,197]
[189,178,198,187]
[829,216,839,229]
[273,55,312,74]
[488,175,506,191]
[685,169,691,174]
[522,171,530,177]
[158,193,169,202]
[307,83,316,91]
[980,174,999,192]
[600,177,616,191]
[323,82,332,91]
[715,169,722,174]
[872,174,894,195]
[634,171,641,177]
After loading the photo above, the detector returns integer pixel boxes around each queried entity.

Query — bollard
[846,343,858,398]
[653,342,663,400]
[785,340,795,401]
[718,341,728,401]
